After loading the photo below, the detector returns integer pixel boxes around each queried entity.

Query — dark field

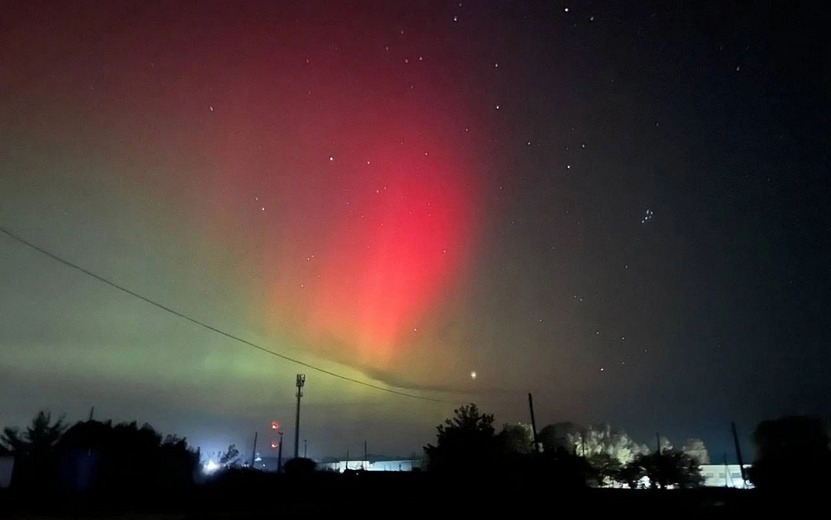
[0,471,814,519]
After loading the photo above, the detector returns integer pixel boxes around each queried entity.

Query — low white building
[317,459,421,472]
[699,464,752,488]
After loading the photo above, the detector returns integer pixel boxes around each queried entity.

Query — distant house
[699,464,752,488]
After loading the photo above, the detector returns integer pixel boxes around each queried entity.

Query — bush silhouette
[747,415,831,493]
[55,419,198,493]
[283,457,317,476]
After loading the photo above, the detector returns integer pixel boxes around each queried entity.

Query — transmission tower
[294,374,305,459]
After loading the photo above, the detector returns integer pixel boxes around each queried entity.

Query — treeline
[2,405,829,499]
[420,404,831,495]
[0,411,199,494]
[422,403,703,489]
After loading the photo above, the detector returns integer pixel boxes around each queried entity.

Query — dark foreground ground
[0,471,819,518]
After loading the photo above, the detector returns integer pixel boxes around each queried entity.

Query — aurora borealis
[2,1,830,461]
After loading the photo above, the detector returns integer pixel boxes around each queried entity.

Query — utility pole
[528,393,540,453]
[731,422,747,485]
[656,432,661,454]
[277,431,284,473]
[251,431,258,468]
[304,439,308,458]
[364,440,367,470]
[294,374,305,459]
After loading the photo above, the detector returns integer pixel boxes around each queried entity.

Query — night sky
[2,1,829,462]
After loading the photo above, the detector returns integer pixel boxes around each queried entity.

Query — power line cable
[0,225,463,404]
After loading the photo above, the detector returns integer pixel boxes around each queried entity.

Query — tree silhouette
[423,403,500,474]
[681,437,710,465]
[0,409,67,489]
[537,421,648,464]
[586,452,623,487]
[624,449,704,489]
[424,406,594,490]
[618,457,647,489]
[747,415,831,493]
[219,444,241,469]
[537,421,582,454]
[1,410,67,457]
[498,422,535,455]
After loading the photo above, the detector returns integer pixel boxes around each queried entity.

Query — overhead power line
[0,225,460,405]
